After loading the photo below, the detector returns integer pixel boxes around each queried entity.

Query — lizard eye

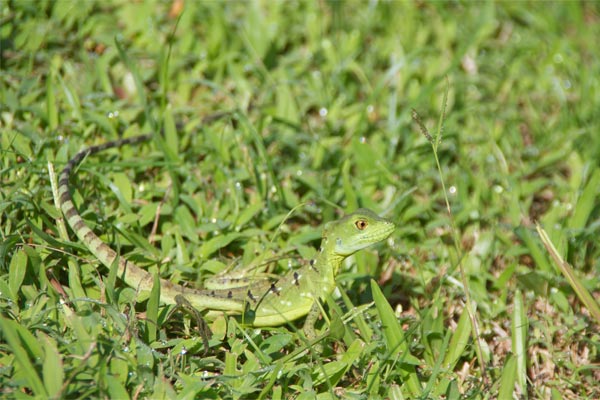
[355,219,368,230]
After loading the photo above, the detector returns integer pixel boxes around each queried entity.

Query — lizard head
[323,208,396,256]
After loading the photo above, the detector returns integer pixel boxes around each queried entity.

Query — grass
[2,1,600,398]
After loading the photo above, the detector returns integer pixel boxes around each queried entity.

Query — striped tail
[58,133,246,312]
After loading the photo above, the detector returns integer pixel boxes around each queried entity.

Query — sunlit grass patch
[1,1,600,398]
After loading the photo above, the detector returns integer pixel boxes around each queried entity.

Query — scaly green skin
[58,135,396,326]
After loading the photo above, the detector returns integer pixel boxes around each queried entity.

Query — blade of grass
[41,332,64,399]
[512,290,528,396]
[8,247,27,303]
[342,159,359,211]
[105,374,130,400]
[115,36,180,204]
[158,14,182,112]
[498,353,517,399]
[426,329,452,398]
[370,280,422,396]
[568,167,600,230]
[114,37,154,129]
[85,169,132,214]
[48,161,69,240]
[57,71,83,122]
[412,79,486,377]
[339,289,371,343]
[366,359,381,396]
[388,384,405,400]
[313,338,365,387]
[0,316,47,397]
[442,306,472,370]
[536,224,600,324]
[146,273,160,343]
[46,66,58,130]
[514,227,553,273]
[237,113,288,207]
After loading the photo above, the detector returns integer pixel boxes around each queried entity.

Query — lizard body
[58,134,395,326]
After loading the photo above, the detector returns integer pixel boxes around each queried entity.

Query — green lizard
[58,133,395,328]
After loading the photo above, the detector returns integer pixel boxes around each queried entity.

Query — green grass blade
[426,329,452,398]
[237,113,287,206]
[163,106,178,156]
[442,308,472,370]
[46,67,58,130]
[199,233,243,259]
[498,353,517,399]
[370,280,406,355]
[413,85,487,378]
[511,290,528,396]
[536,224,600,324]
[370,280,421,396]
[48,161,70,241]
[115,37,153,127]
[8,247,27,303]
[312,360,346,386]
[366,359,381,396]
[342,159,358,211]
[105,374,130,400]
[158,15,182,111]
[146,273,160,343]
[0,316,47,397]
[434,76,449,151]
[515,227,553,273]
[41,332,64,398]
[388,384,405,400]
[259,360,284,399]
[569,167,600,230]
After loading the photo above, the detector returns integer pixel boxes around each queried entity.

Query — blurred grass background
[1,1,599,398]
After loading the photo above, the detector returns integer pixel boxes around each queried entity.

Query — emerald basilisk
[58,133,395,329]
